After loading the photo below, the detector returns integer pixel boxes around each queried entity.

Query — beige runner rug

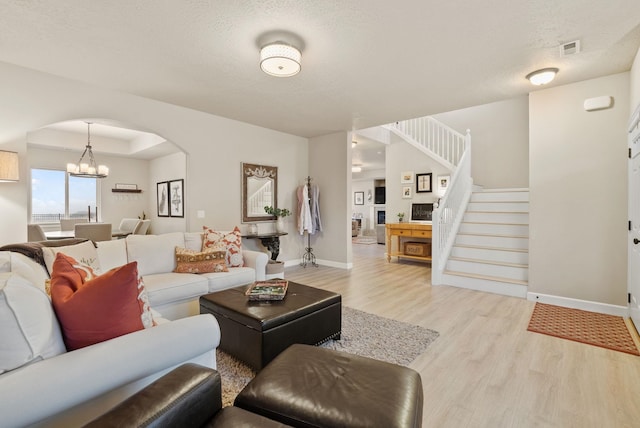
[527,303,640,356]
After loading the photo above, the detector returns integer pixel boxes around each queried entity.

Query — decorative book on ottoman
[245,280,288,301]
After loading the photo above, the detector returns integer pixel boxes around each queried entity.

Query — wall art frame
[157,181,169,217]
[169,179,184,218]
[354,191,364,205]
[416,173,433,193]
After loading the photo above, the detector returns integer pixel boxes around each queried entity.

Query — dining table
[44,229,131,240]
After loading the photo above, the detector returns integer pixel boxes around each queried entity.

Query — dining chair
[118,218,142,235]
[27,224,47,242]
[60,218,88,231]
[134,219,151,235]
[75,223,112,242]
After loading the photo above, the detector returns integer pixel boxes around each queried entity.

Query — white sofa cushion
[184,232,203,251]
[0,273,65,374]
[0,252,10,273]
[126,232,185,276]
[142,272,209,307]
[42,240,101,275]
[10,253,50,293]
[96,239,128,272]
[202,267,256,292]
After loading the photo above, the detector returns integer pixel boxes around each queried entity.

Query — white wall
[351,179,375,232]
[529,72,629,306]
[631,45,640,112]
[433,96,529,189]
[309,132,352,267]
[149,151,187,234]
[0,61,310,264]
[385,141,450,224]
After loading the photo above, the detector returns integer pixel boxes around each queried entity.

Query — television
[374,186,385,204]
[410,203,433,222]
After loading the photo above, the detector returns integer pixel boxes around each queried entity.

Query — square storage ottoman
[235,344,424,428]
[200,281,341,370]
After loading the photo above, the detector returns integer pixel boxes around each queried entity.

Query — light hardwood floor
[285,243,640,428]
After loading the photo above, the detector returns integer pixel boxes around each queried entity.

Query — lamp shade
[260,43,301,77]
[0,150,19,182]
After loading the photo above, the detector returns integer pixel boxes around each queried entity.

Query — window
[31,168,98,223]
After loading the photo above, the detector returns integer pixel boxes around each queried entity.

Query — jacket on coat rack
[297,184,313,235]
[310,184,322,232]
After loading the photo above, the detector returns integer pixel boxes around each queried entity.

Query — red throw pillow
[50,253,154,351]
[202,226,244,267]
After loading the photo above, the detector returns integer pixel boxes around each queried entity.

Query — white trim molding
[527,292,628,317]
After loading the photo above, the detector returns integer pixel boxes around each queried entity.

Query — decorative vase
[276,217,285,233]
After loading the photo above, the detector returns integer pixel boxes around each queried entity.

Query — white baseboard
[283,258,351,269]
[526,292,628,317]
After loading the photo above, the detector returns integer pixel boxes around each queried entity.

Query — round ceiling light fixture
[260,42,301,77]
[526,67,559,86]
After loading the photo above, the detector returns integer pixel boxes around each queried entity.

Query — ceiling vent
[560,40,581,57]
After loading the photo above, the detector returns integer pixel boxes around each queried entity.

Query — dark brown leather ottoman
[235,344,424,428]
[200,281,341,370]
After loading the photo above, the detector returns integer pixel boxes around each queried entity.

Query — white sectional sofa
[0,231,269,427]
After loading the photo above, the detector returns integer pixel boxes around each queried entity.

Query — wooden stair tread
[457,232,529,239]
[443,270,528,286]
[453,244,528,253]
[448,256,527,269]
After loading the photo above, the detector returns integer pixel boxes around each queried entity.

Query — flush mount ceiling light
[66,122,109,178]
[352,165,362,173]
[526,68,559,86]
[352,141,357,148]
[260,42,301,77]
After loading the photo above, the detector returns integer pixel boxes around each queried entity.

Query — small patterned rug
[216,306,439,406]
[352,236,378,245]
[527,303,639,356]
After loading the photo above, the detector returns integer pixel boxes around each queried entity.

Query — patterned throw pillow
[174,246,228,273]
[50,253,154,351]
[202,226,244,267]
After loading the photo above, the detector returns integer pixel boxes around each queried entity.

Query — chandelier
[66,122,109,178]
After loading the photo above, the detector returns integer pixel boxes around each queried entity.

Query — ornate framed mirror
[241,162,278,223]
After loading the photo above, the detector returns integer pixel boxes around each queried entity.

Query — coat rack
[301,176,318,268]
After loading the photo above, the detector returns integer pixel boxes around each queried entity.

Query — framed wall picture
[416,173,433,193]
[438,175,450,195]
[402,186,412,199]
[157,181,169,217]
[169,179,184,218]
[401,171,414,184]
[354,191,364,205]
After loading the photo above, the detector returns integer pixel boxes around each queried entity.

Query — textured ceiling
[1,0,639,139]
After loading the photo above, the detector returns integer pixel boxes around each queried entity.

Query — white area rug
[352,236,378,245]
[216,306,439,406]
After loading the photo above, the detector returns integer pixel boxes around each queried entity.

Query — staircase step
[459,222,529,236]
[467,201,529,212]
[441,271,528,298]
[446,257,528,281]
[463,211,529,224]
[471,189,529,202]
[455,233,528,249]
[450,246,529,264]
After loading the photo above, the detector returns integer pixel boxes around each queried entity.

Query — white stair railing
[247,181,273,216]
[431,130,472,285]
[390,116,467,169]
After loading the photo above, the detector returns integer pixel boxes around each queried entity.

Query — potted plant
[397,212,405,222]
[264,206,291,232]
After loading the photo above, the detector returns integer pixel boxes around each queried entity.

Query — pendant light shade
[66,122,109,178]
[0,150,19,182]
[260,42,301,77]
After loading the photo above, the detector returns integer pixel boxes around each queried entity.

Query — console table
[243,232,287,261]
[385,223,432,263]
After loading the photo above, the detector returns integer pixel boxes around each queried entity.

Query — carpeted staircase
[441,188,529,298]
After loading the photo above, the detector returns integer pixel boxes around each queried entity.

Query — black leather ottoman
[235,344,424,428]
[200,282,341,370]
